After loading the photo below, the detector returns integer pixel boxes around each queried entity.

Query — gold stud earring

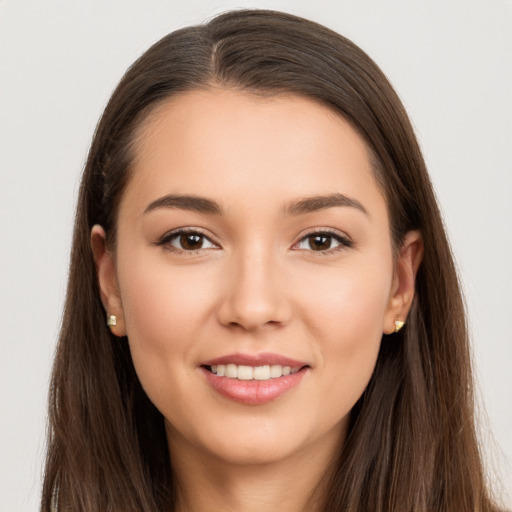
[394,320,405,333]
[107,314,117,327]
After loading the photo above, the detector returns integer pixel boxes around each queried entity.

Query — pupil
[310,235,331,250]
[181,234,202,250]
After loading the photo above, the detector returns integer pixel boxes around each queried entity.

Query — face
[95,89,414,467]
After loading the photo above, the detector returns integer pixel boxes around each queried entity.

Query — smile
[200,354,310,405]
[207,364,301,380]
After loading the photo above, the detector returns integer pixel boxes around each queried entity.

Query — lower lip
[201,367,308,405]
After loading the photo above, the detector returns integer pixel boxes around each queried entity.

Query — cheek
[116,253,217,391]
[298,259,392,402]
[119,251,214,335]
[300,257,392,339]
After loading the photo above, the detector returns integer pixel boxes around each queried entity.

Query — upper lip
[201,352,309,368]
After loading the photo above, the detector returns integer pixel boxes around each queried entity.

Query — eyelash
[155,227,353,255]
[293,228,353,255]
[155,228,219,254]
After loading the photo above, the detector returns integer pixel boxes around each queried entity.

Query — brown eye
[179,233,204,250]
[295,231,352,253]
[160,230,218,252]
[307,234,333,251]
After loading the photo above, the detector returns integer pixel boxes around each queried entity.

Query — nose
[217,247,292,331]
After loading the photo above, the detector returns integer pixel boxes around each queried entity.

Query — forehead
[122,88,387,220]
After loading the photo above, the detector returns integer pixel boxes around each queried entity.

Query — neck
[167,423,345,512]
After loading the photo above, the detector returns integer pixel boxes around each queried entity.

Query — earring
[394,320,405,333]
[107,314,117,327]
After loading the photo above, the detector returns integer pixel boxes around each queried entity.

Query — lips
[201,352,308,367]
[200,352,310,405]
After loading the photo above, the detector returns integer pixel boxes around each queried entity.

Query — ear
[91,224,127,337]
[383,230,424,335]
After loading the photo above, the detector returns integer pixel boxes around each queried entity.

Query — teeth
[253,365,270,380]
[270,365,283,378]
[237,365,253,380]
[210,364,301,380]
[225,364,237,378]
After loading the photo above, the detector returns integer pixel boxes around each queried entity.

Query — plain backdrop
[1,1,511,510]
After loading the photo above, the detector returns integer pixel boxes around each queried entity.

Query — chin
[206,435,303,466]
[168,416,309,466]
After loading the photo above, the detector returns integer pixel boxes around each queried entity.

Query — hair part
[42,9,499,511]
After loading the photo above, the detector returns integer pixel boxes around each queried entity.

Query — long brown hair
[42,9,500,511]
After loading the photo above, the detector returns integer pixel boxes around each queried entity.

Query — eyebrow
[143,192,368,217]
[284,193,368,216]
[144,195,223,215]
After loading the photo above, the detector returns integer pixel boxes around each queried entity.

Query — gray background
[1,1,511,510]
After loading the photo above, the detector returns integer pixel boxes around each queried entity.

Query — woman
[41,9,502,512]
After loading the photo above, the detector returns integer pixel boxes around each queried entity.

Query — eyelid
[154,227,221,253]
[292,227,353,253]
[153,226,352,255]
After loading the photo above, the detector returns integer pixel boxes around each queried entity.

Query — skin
[92,89,423,512]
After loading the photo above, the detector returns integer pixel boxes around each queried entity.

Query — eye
[295,230,352,253]
[157,229,218,253]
